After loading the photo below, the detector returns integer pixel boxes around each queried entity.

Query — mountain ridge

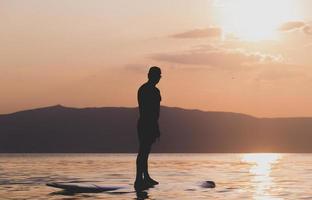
[1,105,312,153]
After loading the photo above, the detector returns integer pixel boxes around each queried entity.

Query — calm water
[1,154,312,199]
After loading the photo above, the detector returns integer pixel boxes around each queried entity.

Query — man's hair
[148,66,161,79]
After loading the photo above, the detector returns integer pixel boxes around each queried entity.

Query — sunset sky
[1,0,312,117]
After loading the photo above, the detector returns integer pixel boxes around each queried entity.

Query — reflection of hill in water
[1,105,312,152]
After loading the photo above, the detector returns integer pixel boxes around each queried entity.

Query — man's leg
[143,143,159,185]
[142,144,151,179]
[135,142,148,180]
[135,150,144,182]
[135,142,150,190]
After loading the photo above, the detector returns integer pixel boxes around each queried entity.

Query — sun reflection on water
[242,153,282,200]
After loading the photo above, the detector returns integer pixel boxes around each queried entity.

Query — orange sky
[1,0,312,117]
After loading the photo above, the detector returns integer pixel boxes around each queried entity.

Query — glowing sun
[215,0,302,41]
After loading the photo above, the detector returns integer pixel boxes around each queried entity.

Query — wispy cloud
[124,64,148,73]
[149,44,308,82]
[278,21,305,31]
[149,46,282,71]
[279,21,312,35]
[303,26,312,35]
[170,27,222,39]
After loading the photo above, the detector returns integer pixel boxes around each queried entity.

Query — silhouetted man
[134,66,162,191]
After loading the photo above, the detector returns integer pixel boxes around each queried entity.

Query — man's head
[148,66,161,85]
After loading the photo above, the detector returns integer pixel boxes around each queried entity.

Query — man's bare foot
[145,177,159,185]
[134,180,153,191]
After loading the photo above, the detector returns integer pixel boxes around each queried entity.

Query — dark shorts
[137,119,160,145]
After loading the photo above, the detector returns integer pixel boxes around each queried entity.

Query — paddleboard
[47,182,126,193]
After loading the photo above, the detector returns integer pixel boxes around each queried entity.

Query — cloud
[170,27,222,39]
[278,21,305,31]
[303,26,312,35]
[149,46,282,70]
[124,64,148,73]
[149,44,307,82]
[279,21,312,35]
